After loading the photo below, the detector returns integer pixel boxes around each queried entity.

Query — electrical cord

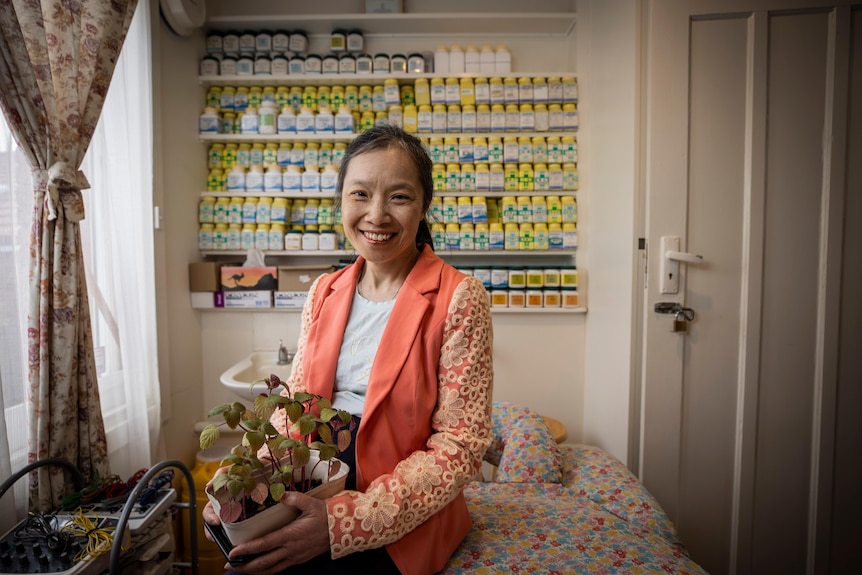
[61,508,129,561]
[13,512,72,554]
[138,469,174,510]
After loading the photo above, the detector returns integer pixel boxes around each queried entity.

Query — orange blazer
[272,246,493,575]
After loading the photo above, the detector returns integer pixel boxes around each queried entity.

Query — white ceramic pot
[206,451,349,545]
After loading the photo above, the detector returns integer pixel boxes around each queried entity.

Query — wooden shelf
[203,13,577,37]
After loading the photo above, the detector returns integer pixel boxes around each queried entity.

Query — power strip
[0,489,176,574]
[0,515,114,575]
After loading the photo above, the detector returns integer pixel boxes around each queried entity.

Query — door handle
[660,236,706,294]
[666,250,704,264]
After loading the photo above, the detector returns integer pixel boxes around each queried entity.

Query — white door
[640,1,861,574]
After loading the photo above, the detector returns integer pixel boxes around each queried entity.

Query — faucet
[277,339,294,365]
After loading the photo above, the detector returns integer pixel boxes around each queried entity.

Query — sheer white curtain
[79,0,160,480]
[0,0,158,530]
[0,117,33,534]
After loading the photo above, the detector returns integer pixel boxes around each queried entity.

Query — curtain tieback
[43,162,90,222]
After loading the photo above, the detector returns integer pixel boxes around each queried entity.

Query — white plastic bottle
[449,45,465,74]
[226,165,245,192]
[264,165,282,192]
[315,107,334,133]
[320,164,339,193]
[335,106,354,133]
[240,107,259,134]
[245,165,264,192]
[495,46,511,74]
[296,107,315,133]
[282,165,302,191]
[434,46,450,74]
[258,101,278,135]
[199,107,220,133]
[302,165,320,192]
[277,107,296,133]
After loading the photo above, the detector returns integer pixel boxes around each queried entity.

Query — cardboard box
[220,266,278,291]
[274,291,308,309]
[277,265,336,292]
[223,291,272,309]
[189,261,239,292]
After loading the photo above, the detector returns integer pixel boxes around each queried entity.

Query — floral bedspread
[440,404,707,574]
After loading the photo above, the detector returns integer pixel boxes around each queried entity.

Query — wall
[153,0,638,470]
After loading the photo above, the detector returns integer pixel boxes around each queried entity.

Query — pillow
[484,402,563,483]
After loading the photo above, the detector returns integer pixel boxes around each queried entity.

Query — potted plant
[199,373,353,545]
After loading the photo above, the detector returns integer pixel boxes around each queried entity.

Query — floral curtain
[0,0,138,511]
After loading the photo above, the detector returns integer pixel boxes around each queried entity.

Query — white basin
[219,351,294,401]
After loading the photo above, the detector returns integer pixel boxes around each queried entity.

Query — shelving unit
[195,7,581,312]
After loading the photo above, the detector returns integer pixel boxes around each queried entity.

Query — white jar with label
[320,165,339,193]
[315,108,334,133]
[259,101,278,135]
[495,46,511,73]
[277,106,296,133]
[245,165,264,192]
[264,166,282,192]
[226,165,245,192]
[199,107,220,133]
[302,166,320,192]
[240,107,259,134]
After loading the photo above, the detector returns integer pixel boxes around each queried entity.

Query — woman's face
[340,147,425,268]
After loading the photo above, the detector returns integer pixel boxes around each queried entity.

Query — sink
[219,351,294,401]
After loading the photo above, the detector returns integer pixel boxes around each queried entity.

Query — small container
[339,53,356,74]
[289,31,308,53]
[305,54,322,74]
[434,46,450,75]
[390,54,407,73]
[561,288,579,308]
[508,267,526,289]
[356,53,373,74]
[509,290,526,307]
[322,54,340,74]
[407,53,425,73]
[491,290,509,307]
[526,289,544,308]
[271,54,289,75]
[347,30,364,53]
[200,55,219,76]
[449,45,465,74]
[236,55,254,76]
[288,55,306,75]
[272,31,290,53]
[543,289,561,308]
[495,46,511,73]
[330,29,347,53]
[373,53,390,73]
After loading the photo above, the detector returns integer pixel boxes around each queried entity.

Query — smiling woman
[202,125,494,575]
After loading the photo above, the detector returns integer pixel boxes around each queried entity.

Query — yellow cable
[61,508,129,561]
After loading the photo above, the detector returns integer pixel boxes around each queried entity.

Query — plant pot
[206,451,349,546]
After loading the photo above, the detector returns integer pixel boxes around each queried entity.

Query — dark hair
[335,124,435,249]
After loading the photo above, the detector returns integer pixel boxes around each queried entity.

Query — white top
[331,289,396,416]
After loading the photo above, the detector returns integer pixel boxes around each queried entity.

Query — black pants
[226,547,400,575]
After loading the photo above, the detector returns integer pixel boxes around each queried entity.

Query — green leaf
[270,482,286,502]
[244,430,266,452]
[286,401,303,424]
[317,397,332,410]
[213,473,230,492]
[297,414,316,437]
[319,407,338,423]
[224,403,245,429]
[316,424,333,444]
[207,404,232,418]
[199,424,220,449]
[279,437,300,451]
[317,444,336,460]
[227,478,244,498]
[294,392,314,404]
[221,453,246,466]
[338,411,352,425]
[262,422,279,436]
[293,444,310,468]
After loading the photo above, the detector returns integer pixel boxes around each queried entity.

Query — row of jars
[205,77,577,116]
[199,223,345,252]
[207,161,578,194]
[199,220,577,253]
[467,266,578,291]
[208,141,347,172]
[488,288,579,309]
[199,195,577,228]
[207,136,575,171]
[431,221,578,251]
[203,102,578,136]
[430,195,577,226]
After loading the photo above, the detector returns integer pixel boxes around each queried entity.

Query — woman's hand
[223,492,331,574]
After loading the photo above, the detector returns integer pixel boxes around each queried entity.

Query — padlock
[672,310,688,333]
